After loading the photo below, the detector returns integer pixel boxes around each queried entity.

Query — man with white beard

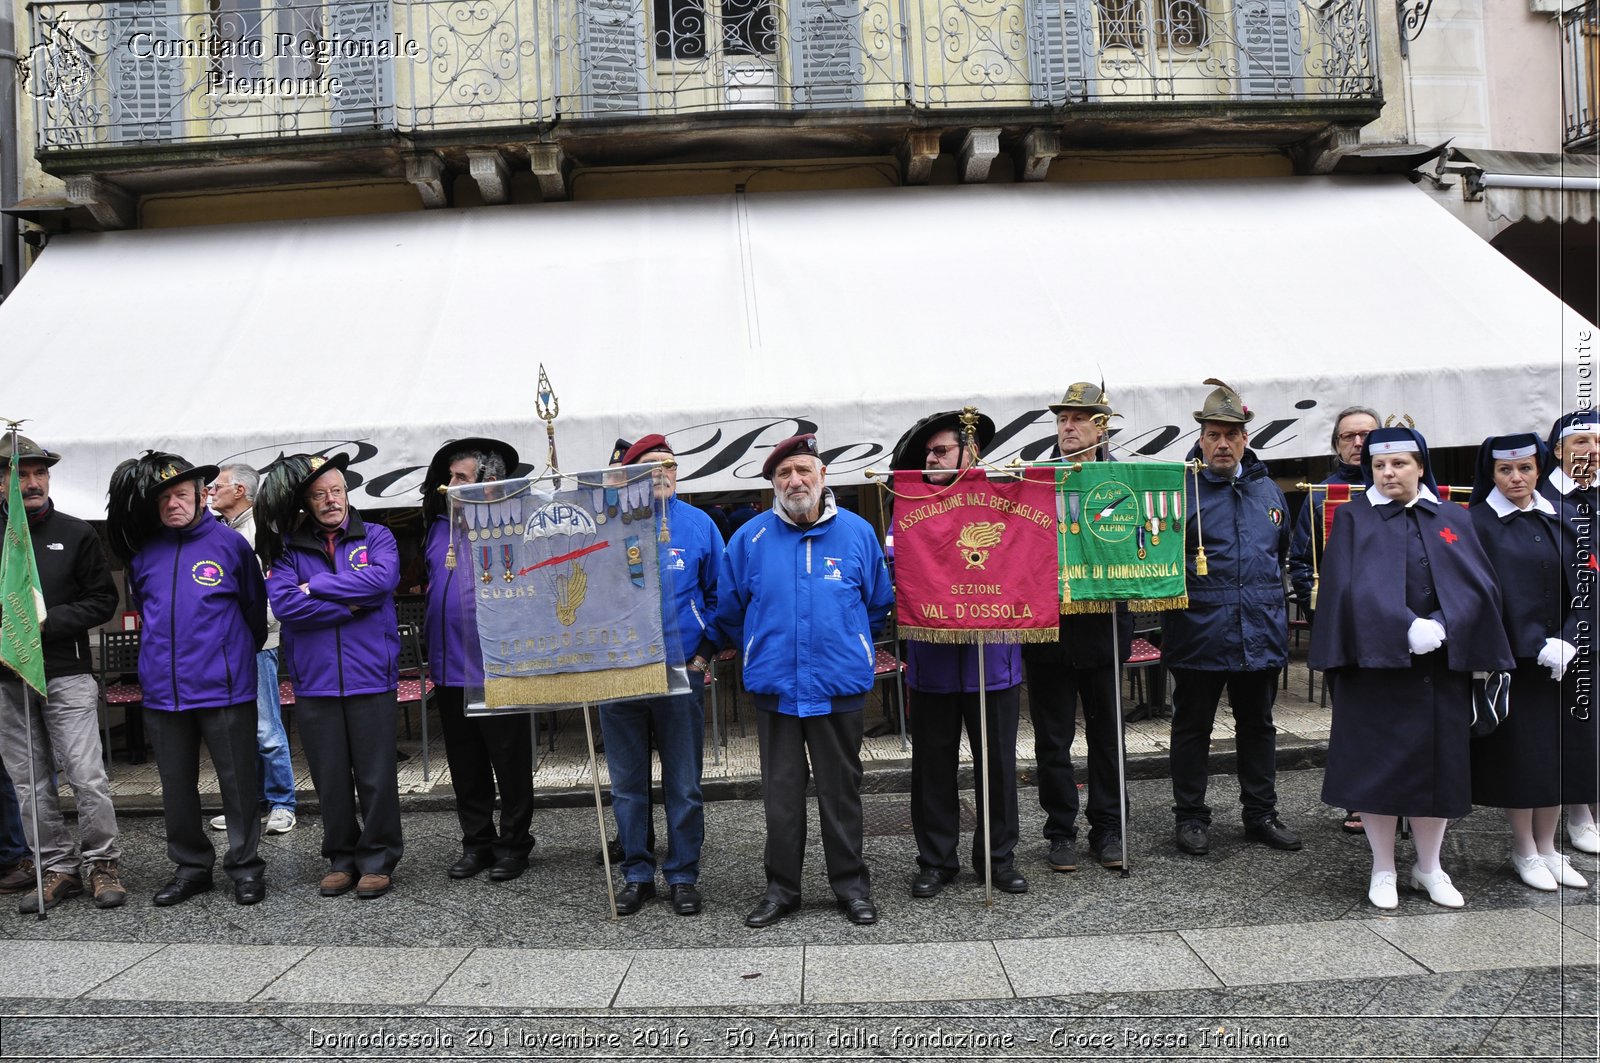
[709,434,894,927]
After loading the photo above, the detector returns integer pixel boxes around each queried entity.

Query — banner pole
[977,633,993,908]
[1110,607,1131,879]
[21,684,45,920]
[582,703,618,919]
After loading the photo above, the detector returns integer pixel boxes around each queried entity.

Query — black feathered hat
[105,452,218,562]
[253,453,349,565]
[890,410,996,472]
[421,438,520,521]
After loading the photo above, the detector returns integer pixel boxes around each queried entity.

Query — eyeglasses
[308,487,346,503]
[925,444,960,460]
[1336,431,1371,444]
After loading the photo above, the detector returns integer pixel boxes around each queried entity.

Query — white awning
[0,175,1590,516]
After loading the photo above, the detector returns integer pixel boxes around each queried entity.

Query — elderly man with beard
[711,434,894,927]
[261,455,403,900]
[892,411,1027,898]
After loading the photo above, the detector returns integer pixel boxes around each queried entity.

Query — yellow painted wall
[140,182,422,228]
[1045,151,1294,182]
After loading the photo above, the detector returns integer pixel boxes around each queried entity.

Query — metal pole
[977,633,992,908]
[21,684,44,919]
[582,703,618,919]
[1110,606,1130,879]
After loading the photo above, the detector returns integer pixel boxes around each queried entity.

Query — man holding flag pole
[0,428,123,915]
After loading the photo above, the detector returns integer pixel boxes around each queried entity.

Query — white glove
[1407,617,1446,655]
[1538,638,1578,682]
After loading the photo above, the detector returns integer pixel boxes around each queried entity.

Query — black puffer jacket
[3,503,120,678]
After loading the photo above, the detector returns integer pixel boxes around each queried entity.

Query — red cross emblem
[1588,553,1597,571]
[1439,528,1458,544]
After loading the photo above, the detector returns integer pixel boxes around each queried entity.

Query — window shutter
[107,0,183,142]
[1231,0,1302,97]
[1027,0,1093,105]
[328,0,392,130]
[788,0,863,107]
[578,0,649,113]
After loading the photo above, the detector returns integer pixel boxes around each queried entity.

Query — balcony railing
[1564,0,1598,150]
[24,0,1379,149]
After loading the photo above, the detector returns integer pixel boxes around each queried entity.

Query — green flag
[0,455,48,696]
[1055,461,1189,614]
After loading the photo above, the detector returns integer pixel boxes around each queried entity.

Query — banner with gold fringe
[450,467,675,709]
[891,468,1059,644]
[1054,461,1189,614]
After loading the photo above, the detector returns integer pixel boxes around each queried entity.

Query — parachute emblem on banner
[523,501,605,627]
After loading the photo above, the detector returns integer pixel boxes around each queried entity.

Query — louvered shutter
[1027,0,1093,105]
[579,0,649,113]
[108,0,183,142]
[1231,0,1302,97]
[328,0,392,130]
[788,0,863,107]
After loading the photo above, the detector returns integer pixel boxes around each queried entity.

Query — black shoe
[615,880,656,916]
[991,867,1028,894]
[449,851,494,879]
[1093,832,1125,869]
[911,869,955,899]
[1245,815,1303,851]
[153,877,214,907]
[234,877,266,906]
[670,883,702,915]
[838,896,878,925]
[487,856,529,881]
[744,897,800,928]
[1175,821,1210,856]
[1048,839,1078,872]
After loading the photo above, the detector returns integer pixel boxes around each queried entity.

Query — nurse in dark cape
[1467,434,1589,893]
[1536,411,1600,855]
[1310,427,1514,910]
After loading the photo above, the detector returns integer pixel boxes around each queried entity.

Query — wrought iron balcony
[1564,0,1598,150]
[23,0,1379,150]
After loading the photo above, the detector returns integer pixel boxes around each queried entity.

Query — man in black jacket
[0,437,124,911]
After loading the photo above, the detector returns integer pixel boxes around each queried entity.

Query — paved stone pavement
[2,762,1596,1061]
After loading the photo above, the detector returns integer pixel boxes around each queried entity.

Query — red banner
[891,468,1059,644]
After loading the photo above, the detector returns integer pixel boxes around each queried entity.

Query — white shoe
[208,814,227,831]
[1569,820,1600,855]
[1512,853,1559,892]
[265,808,297,835]
[1409,866,1465,908]
[1542,852,1590,889]
[1367,871,1398,910]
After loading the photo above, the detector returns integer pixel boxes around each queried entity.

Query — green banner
[1054,462,1189,614]
[0,456,47,695]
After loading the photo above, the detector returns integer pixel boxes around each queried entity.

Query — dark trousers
[437,686,534,861]
[297,691,404,877]
[144,702,263,882]
[1168,667,1280,825]
[1024,657,1124,847]
[910,686,1020,874]
[755,707,869,904]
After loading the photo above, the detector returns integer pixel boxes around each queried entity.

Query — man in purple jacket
[116,454,268,907]
[263,455,403,900]
[421,437,534,882]
[891,411,1026,898]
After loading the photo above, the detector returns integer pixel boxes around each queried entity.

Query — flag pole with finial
[958,405,996,909]
[536,364,561,490]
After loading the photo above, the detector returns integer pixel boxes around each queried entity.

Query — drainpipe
[0,1,20,300]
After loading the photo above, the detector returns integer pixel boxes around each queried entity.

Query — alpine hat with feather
[890,410,996,472]
[106,452,219,562]
[422,437,520,521]
[253,453,350,565]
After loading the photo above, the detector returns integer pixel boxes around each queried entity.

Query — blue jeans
[255,648,296,812]
[0,757,25,865]
[600,671,704,885]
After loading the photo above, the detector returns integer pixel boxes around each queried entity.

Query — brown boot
[0,858,35,895]
[88,860,128,909]
[18,870,83,914]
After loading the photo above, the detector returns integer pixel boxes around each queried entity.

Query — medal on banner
[1067,491,1082,534]
[479,545,493,584]
[502,544,515,583]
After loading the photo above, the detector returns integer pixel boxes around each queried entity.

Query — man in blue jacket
[712,434,894,927]
[1288,405,1378,614]
[891,410,1027,898]
[423,438,535,883]
[1162,382,1300,856]
[119,454,268,907]
[603,433,723,916]
[265,455,403,900]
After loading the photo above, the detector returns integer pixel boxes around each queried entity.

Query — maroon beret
[761,433,821,480]
[621,434,673,466]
